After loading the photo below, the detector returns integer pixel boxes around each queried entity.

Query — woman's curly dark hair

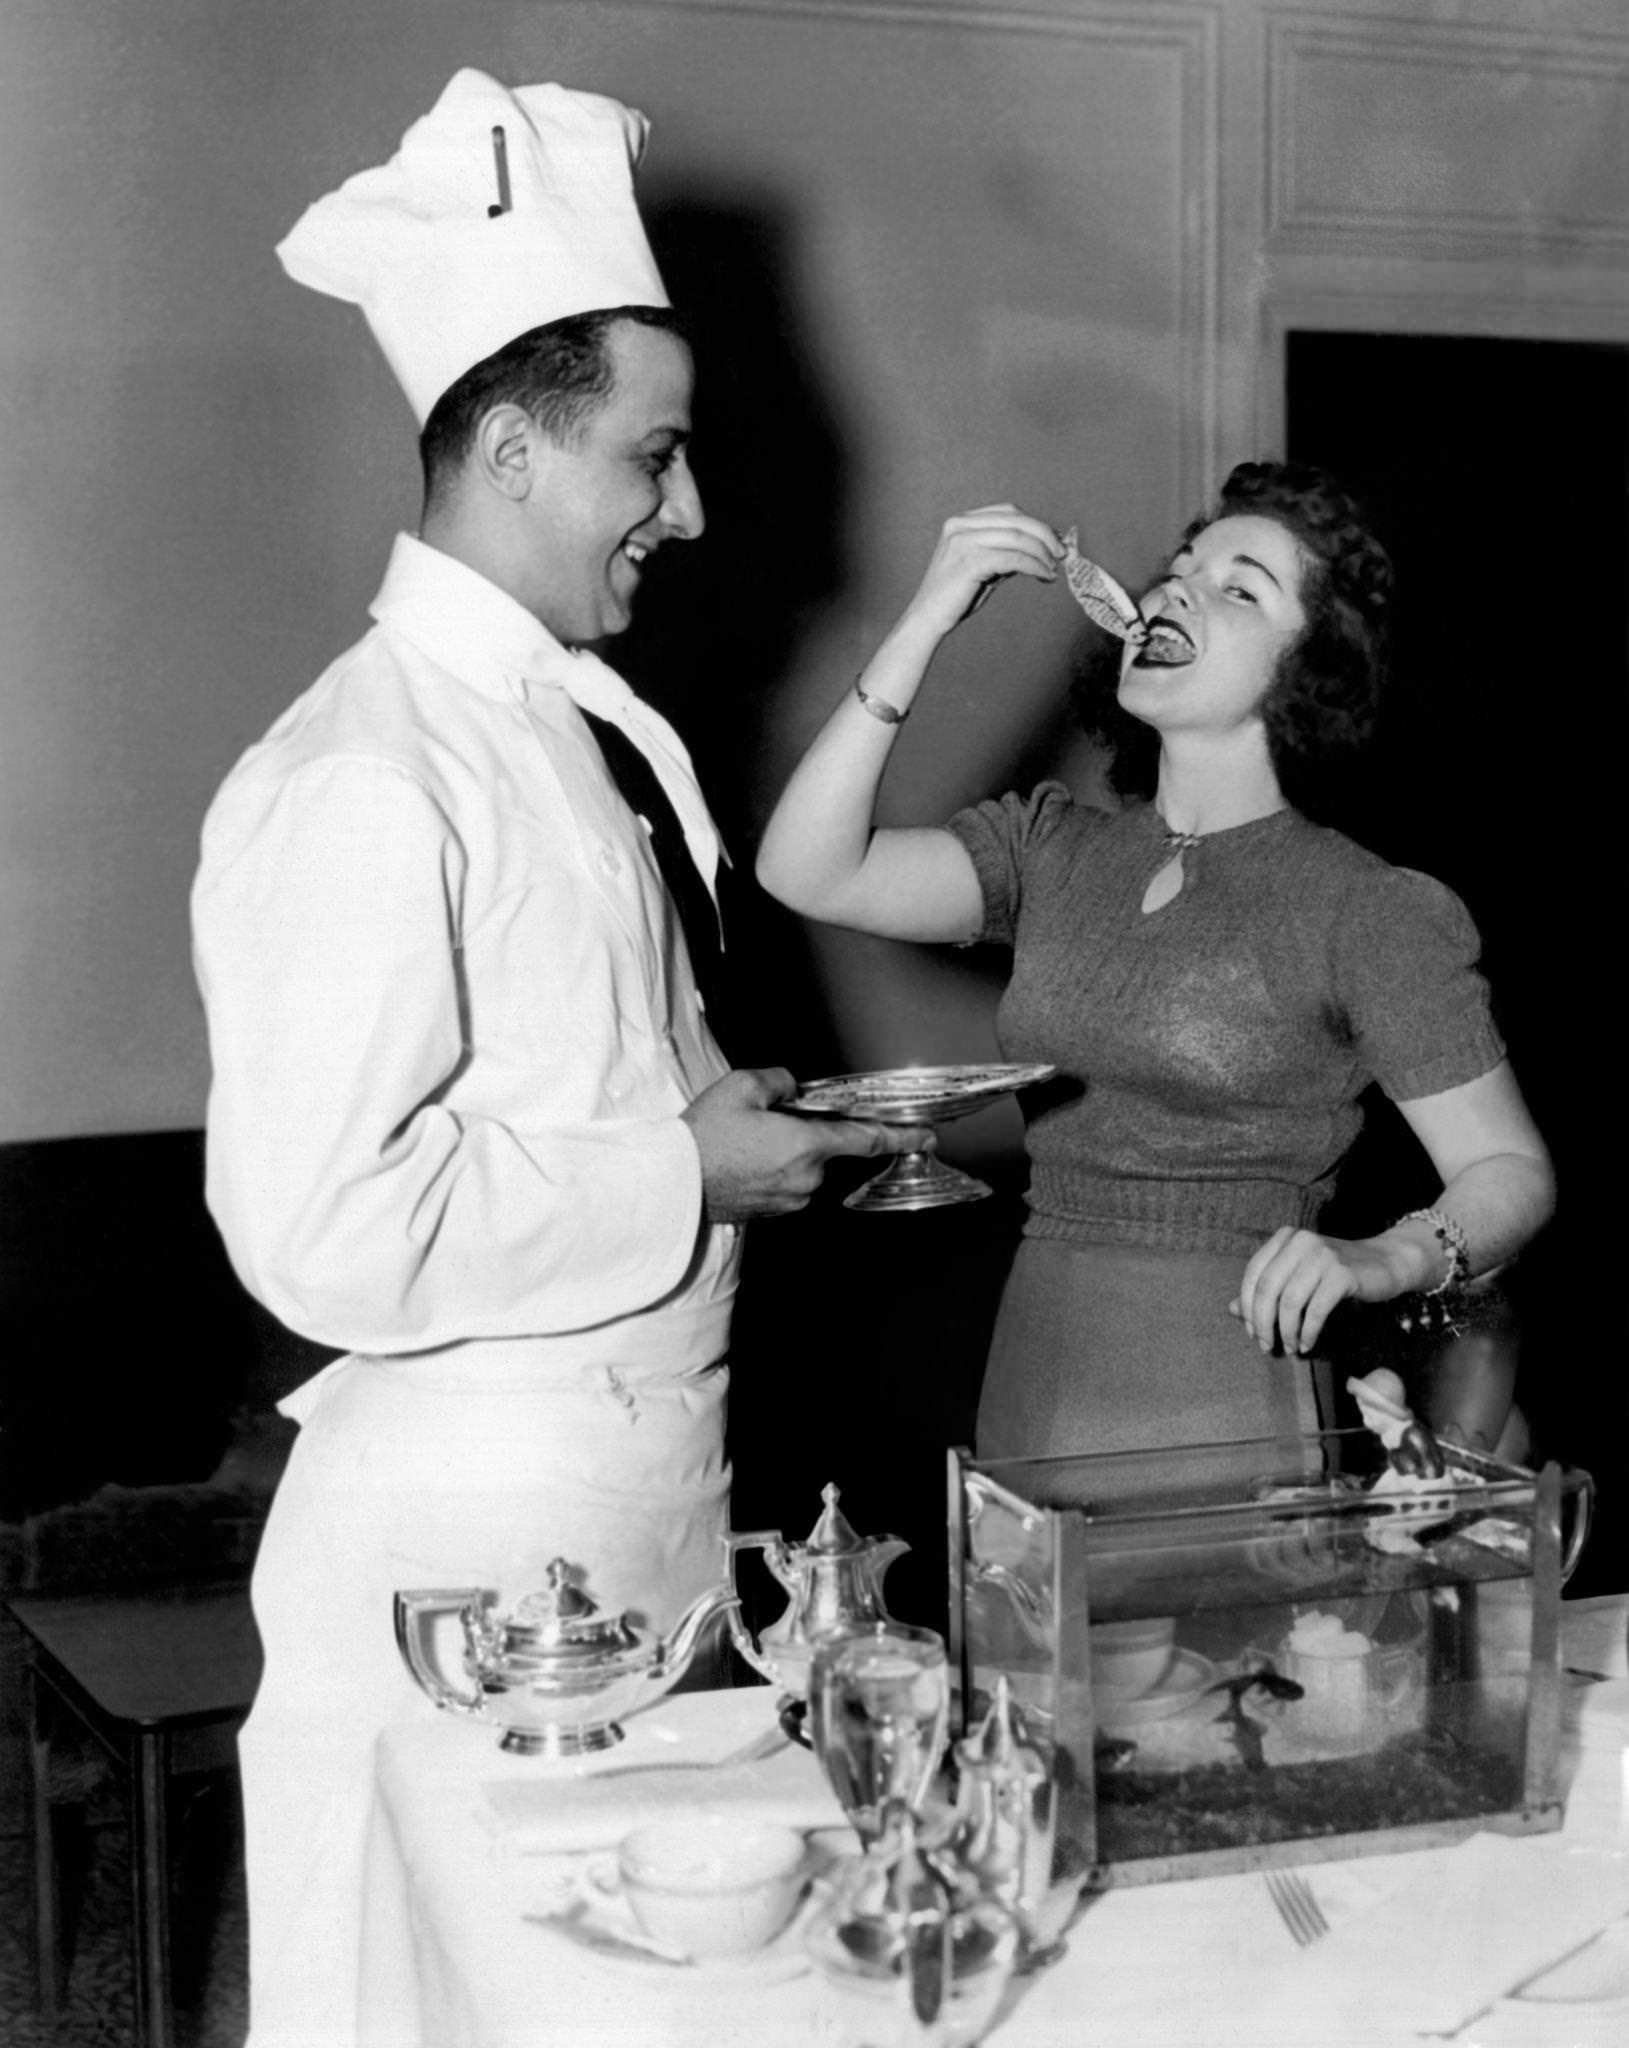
[1073,460,1393,816]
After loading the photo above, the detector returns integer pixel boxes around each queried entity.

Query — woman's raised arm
[755,505,1062,942]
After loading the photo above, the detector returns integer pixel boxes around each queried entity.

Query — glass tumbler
[809,1623,950,1847]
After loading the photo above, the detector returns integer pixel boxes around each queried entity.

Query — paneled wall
[2,0,1626,1141]
[1251,9,1629,436]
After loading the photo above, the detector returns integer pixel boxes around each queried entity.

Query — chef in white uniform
[191,69,920,2046]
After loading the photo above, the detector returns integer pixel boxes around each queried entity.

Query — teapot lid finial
[539,1557,597,1620]
[806,1482,866,1557]
[960,1672,1048,1792]
[965,1672,1022,1768]
[508,1559,638,1654]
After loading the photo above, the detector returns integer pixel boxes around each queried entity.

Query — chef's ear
[472,403,538,502]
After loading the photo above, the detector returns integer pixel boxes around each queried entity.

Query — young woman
[757,463,1554,1459]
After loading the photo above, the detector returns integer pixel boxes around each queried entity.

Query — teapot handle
[724,1529,787,1575]
[393,1588,491,1717]
[721,1531,789,1682]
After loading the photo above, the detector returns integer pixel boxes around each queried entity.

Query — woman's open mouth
[1132,618,1197,669]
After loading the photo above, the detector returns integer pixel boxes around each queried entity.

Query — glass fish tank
[946,1433,1592,1886]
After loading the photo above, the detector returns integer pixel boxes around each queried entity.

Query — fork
[1263,1866,1330,1947]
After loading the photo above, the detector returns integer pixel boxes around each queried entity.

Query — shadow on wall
[617,187,1109,1078]
[618,188,853,1080]
[608,190,1030,1615]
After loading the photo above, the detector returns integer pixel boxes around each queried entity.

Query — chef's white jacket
[192,534,743,2047]
[194,530,738,1364]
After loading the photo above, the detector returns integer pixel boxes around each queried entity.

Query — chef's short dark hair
[1073,461,1393,817]
[419,304,688,505]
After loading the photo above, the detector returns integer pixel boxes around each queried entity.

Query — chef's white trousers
[237,1339,731,2048]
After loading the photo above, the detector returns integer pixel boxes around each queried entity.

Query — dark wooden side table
[8,1585,263,2048]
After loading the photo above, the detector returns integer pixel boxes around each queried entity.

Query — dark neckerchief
[578,709,733,1057]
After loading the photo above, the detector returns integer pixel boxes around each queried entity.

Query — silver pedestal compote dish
[789,1062,1057,1212]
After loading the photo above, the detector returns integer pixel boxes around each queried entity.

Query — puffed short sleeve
[1333,864,1506,1101]
[945,781,1075,947]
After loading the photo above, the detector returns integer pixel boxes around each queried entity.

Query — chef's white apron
[238,1299,731,2048]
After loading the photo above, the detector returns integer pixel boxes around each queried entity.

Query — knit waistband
[1024,1166,1326,1258]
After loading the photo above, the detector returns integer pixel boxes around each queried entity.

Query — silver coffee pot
[394,1558,739,1756]
[725,1483,909,1696]
[948,1675,1071,1957]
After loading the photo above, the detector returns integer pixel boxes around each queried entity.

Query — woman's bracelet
[1396,1207,1472,1297]
[854,681,909,726]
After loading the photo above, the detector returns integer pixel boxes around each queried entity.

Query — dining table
[356,1593,1629,2047]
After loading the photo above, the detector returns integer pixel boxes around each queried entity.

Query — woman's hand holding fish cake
[897,504,1064,639]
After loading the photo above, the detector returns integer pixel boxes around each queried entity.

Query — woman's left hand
[1230,1228,1403,1356]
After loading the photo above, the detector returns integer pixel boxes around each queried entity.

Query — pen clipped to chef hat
[275,67,670,424]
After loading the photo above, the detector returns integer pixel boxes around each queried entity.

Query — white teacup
[1089,1618,1176,1700]
[593,1815,809,1961]
[1279,1611,1422,1757]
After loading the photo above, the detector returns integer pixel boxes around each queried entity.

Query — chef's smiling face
[1118,514,1308,735]
[523,319,704,647]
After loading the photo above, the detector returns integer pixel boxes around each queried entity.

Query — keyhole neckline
[1137,803,1296,917]
[1150,801,1294,853]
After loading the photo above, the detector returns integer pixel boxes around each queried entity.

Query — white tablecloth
[361,1597,1629,2048]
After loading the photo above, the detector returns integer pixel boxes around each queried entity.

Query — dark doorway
[1286,330,1628,1594]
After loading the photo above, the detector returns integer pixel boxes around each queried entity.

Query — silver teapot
[725,1483,909,1696]
[394,1558,739,1756]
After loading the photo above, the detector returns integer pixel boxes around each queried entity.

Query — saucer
[1094,1648,1217,1730]
[539,1884,818,1982]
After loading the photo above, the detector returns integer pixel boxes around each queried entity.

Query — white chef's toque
[276,68,669,423]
